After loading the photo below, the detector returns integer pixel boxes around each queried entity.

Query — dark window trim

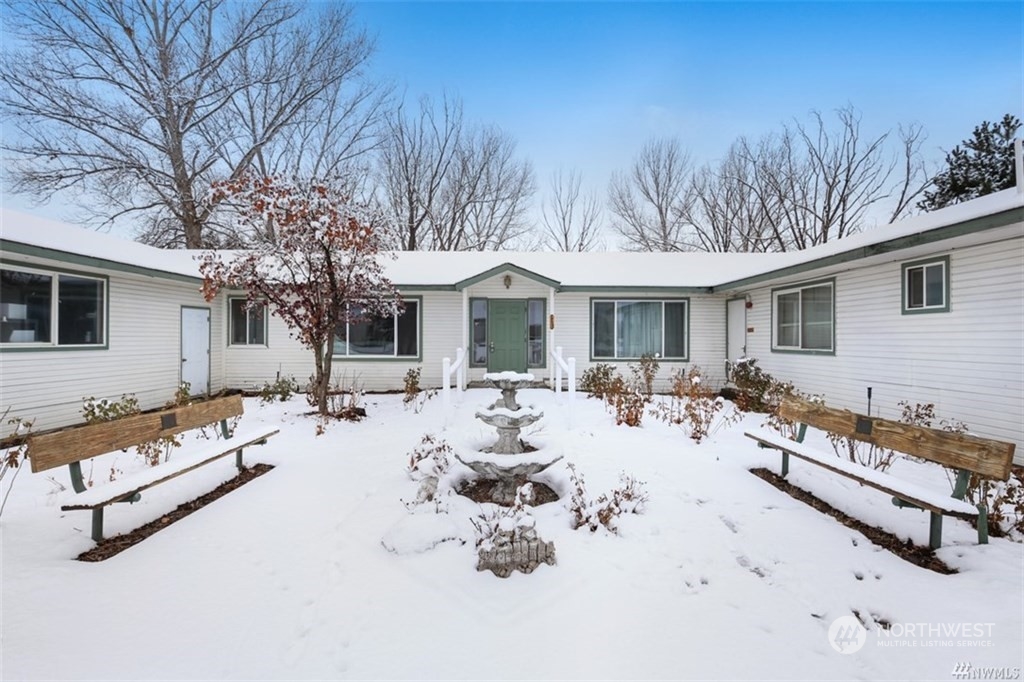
[0,261,109,352]
[333,296,423,362]
[901,255,951,315]
[527,298,546,369]
[588,297,690,362]
[769,277,836,355]
[227,296,269,347]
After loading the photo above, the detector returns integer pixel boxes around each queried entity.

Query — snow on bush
[566,462,648,534]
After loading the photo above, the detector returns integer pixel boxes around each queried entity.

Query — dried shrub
[897,402,1022,539]
[406,433,453,481]
[986,469,1024,540]
[312,372,366,424]
[82,392,183,467]
[258,375,299,404]
[471,484,537,549]
[609,376,647,428]
[567,462,648,534]
[402,367,437,413]
[580,363,617,400]
[827,432,896,472]
[651,366,738,443]
[730,358,795,415]
[0,411,34,518]
[629,353,660,398]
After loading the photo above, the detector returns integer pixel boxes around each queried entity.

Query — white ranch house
[1,185,1022,463]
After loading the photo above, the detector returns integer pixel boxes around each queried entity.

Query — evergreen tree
[918,114,1021,211]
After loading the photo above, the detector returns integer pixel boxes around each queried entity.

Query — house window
[229,298,267,345]
[471,299,488,366]
[334,299,419,358]
[591,299,688,360]
[0,266,105,346]
[528,299,545,367]
[772,280,833,352]
[903,257,949,313]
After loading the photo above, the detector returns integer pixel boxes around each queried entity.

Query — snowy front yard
[2,389,1021,680]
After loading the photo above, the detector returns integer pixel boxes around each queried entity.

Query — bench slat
[746,429,980,518]
[778,398,1015,480]
[29,395,245,473]
[60,425,280,510]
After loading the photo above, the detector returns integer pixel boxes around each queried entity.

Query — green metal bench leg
[929,512,943,550]
[92,508,104,542]
[236,448,244,471]
[781,451,789,477]
[977,505,989,544]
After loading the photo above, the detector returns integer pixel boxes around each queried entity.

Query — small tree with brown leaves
[199,175,399,415]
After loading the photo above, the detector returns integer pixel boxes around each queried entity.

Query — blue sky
[3,1,1021,232]
[354,0,1022,216]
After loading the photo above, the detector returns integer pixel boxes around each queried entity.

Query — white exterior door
[180,307,210,395]
[726,298,747,367]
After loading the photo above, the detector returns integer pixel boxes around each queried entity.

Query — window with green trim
[591,299,688,360]
[333,300,419,357]
[903,258,948,313]
[1,266,105,346]
[229,298,267,345]
[772,281,833,352]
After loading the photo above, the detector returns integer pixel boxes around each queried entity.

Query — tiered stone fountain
[456,372,562,505]
[456,372,559,577]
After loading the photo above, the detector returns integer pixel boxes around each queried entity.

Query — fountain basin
[456,450,564,505]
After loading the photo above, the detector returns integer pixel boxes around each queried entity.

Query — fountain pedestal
[457,372,560,505]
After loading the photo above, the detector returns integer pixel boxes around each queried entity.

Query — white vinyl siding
[741,235,1023,462]
[550,291,725,393]
[223,291,458,392]
[0,262,224,437]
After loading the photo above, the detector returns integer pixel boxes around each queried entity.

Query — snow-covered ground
[2,389,1021,680]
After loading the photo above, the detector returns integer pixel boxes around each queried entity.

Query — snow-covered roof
[2,187,1021,289]
[0,209,204,279]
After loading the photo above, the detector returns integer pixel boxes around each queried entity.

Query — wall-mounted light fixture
[745,294,753,309]
[503,274,512,289]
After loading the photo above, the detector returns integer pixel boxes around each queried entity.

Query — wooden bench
[745,396,1016,549]
[28,394,279,542]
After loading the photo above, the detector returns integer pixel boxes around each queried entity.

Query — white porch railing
[442,347,466,424]
[550,346,576,427]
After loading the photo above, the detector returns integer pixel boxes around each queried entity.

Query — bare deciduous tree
[681,106,929,252]
[1,0,379,248]
[377,94,462,251]
[540,169,602,251]
[377,94,535,251]
[608,138,693,251]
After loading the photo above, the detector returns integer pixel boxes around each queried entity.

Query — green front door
[488,299,527,373]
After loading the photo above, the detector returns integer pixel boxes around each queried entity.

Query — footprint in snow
[719,515,739,534]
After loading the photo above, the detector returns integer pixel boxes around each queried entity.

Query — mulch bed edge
[749,467,956,574]
[76,463,275,562]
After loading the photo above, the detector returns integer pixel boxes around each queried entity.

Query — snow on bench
[745,428,979,517]
[62,425,280,510]
[744,396,1015,549]
[28,394,279,542]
